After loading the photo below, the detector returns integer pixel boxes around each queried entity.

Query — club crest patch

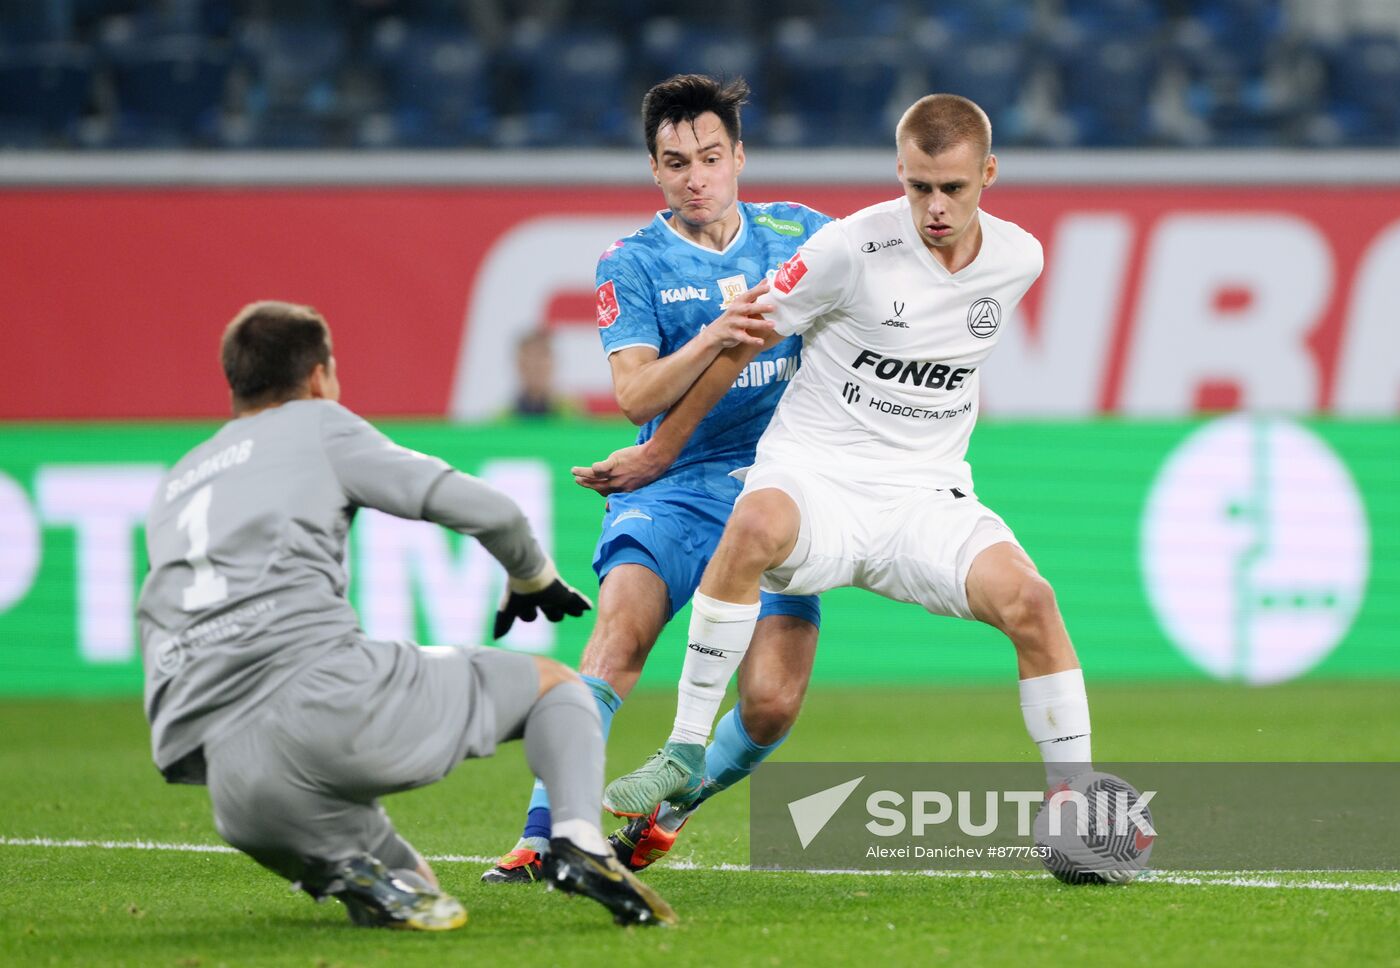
[967,297,1001,338]
[717,274,748,308]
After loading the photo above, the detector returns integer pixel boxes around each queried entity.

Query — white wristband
[507,556,560,594]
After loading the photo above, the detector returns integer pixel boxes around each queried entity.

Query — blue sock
[695,704,786,806]
[520,674,624,841]
[521,804,552,842]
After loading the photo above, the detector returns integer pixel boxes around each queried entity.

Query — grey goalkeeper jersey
[137,399,544,784]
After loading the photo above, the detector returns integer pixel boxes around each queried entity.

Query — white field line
[4,836,1398,894]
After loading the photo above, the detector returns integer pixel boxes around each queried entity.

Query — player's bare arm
[573,333,782,494]
[607,281,774,424]
[575,282,781,494]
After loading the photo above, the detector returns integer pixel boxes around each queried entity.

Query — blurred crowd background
[2,0,1399,151]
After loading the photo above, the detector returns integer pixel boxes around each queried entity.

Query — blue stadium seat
[1190,0,1282,75]
[108,37,232,145]
[1061,0,1162,44]
[932,0,1034,43]
[1057,37,1159,146]
[372,21,492,147]
[236,18,347,147]
[0,0,74,47]
[639,21,760,93]
[924,38,1030,126]
[1326,32,1400,145]
[499,25,627,146]
[0,45,92,146]
[396,0,479,25]
[240,18,346,109]
[1170,0,1282,81]
[819,0,905,38]
[0,0,1390,149]
[1158,1,1307,146]
[771,19,898,146]
[637,20,766,137]
[1043,0,1166,145]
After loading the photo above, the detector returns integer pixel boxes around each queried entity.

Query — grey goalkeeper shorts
[204,636,539,886]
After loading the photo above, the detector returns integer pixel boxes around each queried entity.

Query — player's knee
[726,499,793,566]
[580,622,653,679]
[1002,574,1060,641]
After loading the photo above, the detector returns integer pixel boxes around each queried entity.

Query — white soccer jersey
[758,197,1043,491]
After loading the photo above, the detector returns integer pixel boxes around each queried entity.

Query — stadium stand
[0,0,1397,149]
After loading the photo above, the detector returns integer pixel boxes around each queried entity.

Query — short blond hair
[896,94,992,159]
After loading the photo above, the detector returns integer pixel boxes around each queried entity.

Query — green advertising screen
[0,416,1395,696]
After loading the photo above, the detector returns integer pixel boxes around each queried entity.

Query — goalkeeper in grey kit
[135,301,675,930]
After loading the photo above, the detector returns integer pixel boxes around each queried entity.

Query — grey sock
[523,680,604,827]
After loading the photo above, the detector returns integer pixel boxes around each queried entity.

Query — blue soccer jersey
[595,200,832,500]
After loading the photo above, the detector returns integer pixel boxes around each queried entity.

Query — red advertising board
[4,185,1397,418]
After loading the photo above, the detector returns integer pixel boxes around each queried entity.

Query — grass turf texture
[2,681,1397,967]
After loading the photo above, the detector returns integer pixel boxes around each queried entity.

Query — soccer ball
[1033,771,1154,885]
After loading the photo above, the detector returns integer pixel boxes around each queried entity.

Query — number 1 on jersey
[177,484,229,610]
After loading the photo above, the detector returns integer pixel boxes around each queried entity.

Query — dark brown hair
[221,301,332,411]
[642,74,749,158]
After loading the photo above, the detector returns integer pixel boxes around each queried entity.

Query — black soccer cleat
[324,855,467,931]
[541,837,678,927]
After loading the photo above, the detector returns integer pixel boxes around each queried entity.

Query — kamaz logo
[661,286,709,304]
[842,381,861,404]
[852,349,973,390]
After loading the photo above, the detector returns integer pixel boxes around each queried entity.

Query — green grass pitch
[3,681,1397,967]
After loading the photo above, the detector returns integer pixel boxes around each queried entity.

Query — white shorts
[738,463,1021,620]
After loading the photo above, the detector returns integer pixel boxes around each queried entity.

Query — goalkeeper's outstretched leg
[483,563,668,884]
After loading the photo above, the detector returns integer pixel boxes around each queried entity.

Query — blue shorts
[592,484,821,627]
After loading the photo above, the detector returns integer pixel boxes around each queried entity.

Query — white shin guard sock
[1019,668,1092,784]
[669,593,760,746]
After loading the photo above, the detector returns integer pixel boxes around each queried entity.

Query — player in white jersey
[599,94,1095,814]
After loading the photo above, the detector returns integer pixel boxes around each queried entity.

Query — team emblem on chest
[967,297,1001,338]
[717,274,748,308]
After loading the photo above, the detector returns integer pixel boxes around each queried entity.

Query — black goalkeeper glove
[493,559,593,639]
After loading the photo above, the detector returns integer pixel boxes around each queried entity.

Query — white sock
[1019,668,1092,785]
[669,593,760,745]
[551,818,609,856]
[655,800,696,833]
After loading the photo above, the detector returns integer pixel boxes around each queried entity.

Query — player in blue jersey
[482,74,830,883]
